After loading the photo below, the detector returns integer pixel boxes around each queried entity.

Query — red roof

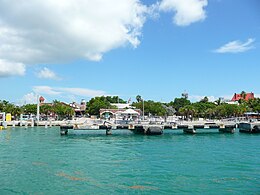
[231,93,254,101]
[39,96,45,102]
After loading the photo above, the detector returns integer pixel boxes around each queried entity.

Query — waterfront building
[111,103,132,109]
[244,112,260,120]
[231,92,254,102]
[99,108,141,120]
[100,103,141,120]
[69,99,86,116]
[39,96,86,118]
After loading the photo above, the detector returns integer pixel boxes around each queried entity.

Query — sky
[0,0,259,105]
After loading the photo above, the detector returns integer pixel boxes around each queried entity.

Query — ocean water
[0,127,259,194]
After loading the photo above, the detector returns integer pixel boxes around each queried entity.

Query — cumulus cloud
[33,86,107,98]
[0,59,25,77]
[33,86,61,96]
[37,67,60,80]
[0,0,148,75]
[189,95,218,102]
[255,94,260,98]
[56,87,108,97]
[159,0,208,26]
[21,92,38,105]
[0,0,210,78]
[189,94,236,102]
[214,38,255,53]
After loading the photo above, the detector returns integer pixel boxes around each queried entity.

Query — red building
[231,92,254,101]
[39,96,45,104]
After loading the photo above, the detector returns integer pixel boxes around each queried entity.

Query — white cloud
[189,95,218,102]
[33,86,61,96]
[21,92,38,105]
[0,0,211,78]
[214,38,255,53]
[33,86,107,98]
[0,59,25,77]
[159,0,208,26]
[255,94,260,98]
[57,87,107,97]
[37,67,60,80]
[0,0,148,73]
[189,94,239,102]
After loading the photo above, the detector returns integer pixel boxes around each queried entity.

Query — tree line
[0,94,260,120]
[0,100,74,120]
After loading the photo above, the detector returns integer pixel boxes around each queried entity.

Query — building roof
[111,103,133,109]
[39,96,45,102]
[121,109,140,115]
[231,92,254,101]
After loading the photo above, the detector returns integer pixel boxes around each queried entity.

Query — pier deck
[60,121,239,135]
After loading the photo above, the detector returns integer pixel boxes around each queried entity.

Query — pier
[238,122,260,133]
[59,121,243,135]
[1,118,259,136]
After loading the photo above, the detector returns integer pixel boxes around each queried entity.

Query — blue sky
[0,0,259,104]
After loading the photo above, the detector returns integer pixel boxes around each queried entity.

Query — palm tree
[179,105,196,120]
[206,108,215,119]
[240,91,247,100]
[136,95,142,103]
[215,98,222,106]
[200,96,209,103]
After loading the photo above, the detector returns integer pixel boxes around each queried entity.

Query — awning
[121,109,139,115]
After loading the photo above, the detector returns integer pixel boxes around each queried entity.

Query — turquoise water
[0,127,259,194]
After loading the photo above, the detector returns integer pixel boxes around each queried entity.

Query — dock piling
[31,119,34,127]
[45,122,48,129]
[25,122,28,129]
[183,128,196,134]
[106,129,112,135]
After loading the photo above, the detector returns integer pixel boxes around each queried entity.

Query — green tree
[241,91,247,99]
[205,108,215,119]
[0,100,22,118]
[40,104,54,116]
[86,96,115,116]
[136,95,142,103]
[214,104,240,118]
[132,100,167,116]
[21,104,37,115]
[53,100,74,119]
[245,98,260,112]
[215,98,222,106]
[106,96,126,104]
[191,101,216,118]
[168,98,191,113]
[179,105,197,120]
[254,105,260,113]
[200,96,209,103]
